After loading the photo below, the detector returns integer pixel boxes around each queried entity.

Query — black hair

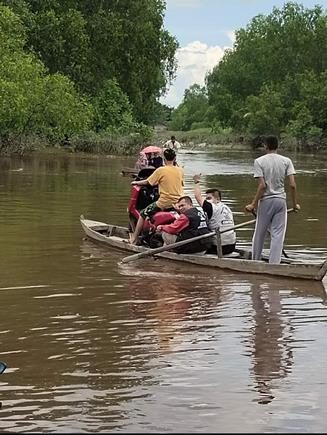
[171,135,175,141]
[206,188,222,200]
[264,135,279,150]
[163,148,176,161]
[177,195,193,205]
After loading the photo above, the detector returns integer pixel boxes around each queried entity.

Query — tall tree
[169,84,210,131]
[206,2,327,134]
[3,0,178,123]
[0,5,92,142]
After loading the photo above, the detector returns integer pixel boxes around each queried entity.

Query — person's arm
[157,214,189,234]
[287,174,300,210]
[193,174,204,206]
[146,167,161,186]
[202,200,213,220]
[175,141,181,149]
[131,179,149,186]
[245,177,266,212]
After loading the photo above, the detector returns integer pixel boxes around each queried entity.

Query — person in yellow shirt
[129,148,184,245]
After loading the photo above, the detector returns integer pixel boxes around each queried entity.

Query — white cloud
[226,30,236,44]
[160,40,230,108]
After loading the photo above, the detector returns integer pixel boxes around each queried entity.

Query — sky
[160,0,327,108]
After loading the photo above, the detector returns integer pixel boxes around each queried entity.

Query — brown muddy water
[0,148,327,433]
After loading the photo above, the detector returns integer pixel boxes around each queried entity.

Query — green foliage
[149,101,173,125]
[32,73,93,141]
[0,5,93,144]
[3,0,178,124]
[155,127,238,149]
[72,129,153,154]
[92,79,134,133]
[282,70,327,147]
[0,1,173,151]
[169,84,211,131]
[242,85,285,135]
[0,2,26,51]
[27,7,91,87]
[205,2,327,146]
[169,105,188,131]
[92,79,153,140]
[210,121,233,135]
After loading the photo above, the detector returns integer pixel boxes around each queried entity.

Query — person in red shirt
[156,196,212,254]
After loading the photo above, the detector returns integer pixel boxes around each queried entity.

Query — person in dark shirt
[148,152,164,168]
[156,195,212,254]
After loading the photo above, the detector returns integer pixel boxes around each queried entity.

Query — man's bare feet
[129,233,138,245]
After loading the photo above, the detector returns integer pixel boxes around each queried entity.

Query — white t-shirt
[253,153,296,200]
[164,139,181,151]
[202,200,236,246]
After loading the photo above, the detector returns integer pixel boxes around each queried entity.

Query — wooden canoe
[80,216,327,281]
[121,166,157,178]
[121,167,138,177]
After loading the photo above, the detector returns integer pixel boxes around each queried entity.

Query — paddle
[120,217,258,264]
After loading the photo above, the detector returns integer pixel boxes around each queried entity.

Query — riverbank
[0,129,249,157]
[154,128,248,152]
[1,127,326,157]
[0,130,150,157]
[153,128,327,153]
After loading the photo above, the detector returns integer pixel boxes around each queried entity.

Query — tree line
[0,0,177,151]
[169,2,327,149]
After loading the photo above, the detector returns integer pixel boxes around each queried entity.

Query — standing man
[157,196,212,254]
[164,135,181,153]
[245,135,300,264]
[129,148,184,245]
[193,174,236,255]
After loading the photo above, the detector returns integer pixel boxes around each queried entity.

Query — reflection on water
[0,151,327,432]
[248,283,294,405]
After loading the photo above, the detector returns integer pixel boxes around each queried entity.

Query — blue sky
[161,0,327,107]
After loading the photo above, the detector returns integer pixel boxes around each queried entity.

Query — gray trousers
[252,198,287,264]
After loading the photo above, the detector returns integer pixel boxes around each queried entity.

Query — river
[0,148,327,433]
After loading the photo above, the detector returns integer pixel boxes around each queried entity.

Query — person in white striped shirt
[193,174,236,255]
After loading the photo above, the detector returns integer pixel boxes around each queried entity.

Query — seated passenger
[129,149,184,245]
[134,151,148,171]
[148,152,164,168]
[156,196,212,254]
[193,174,236,255]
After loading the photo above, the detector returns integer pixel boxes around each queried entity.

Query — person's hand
[245,203,255,213]
[131,181,138,185]
[293,204,301,212]
[193,173,201,183]
[157,225,163,232]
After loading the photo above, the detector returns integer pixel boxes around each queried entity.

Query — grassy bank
[1,127,326,157]
[0,131,151,157]
[154,128,327,153]
[153,128,247,150]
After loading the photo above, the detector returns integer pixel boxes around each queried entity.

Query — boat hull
[80,217,327,281]
[121,167,138,177]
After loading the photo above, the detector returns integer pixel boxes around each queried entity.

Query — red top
[161,214,189,234]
